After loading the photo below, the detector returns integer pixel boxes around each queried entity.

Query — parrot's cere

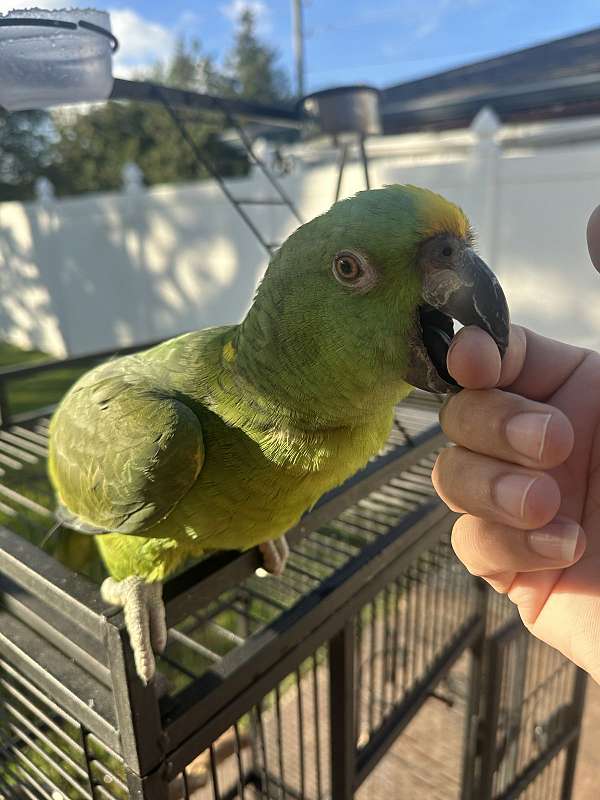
[47,184,510,683]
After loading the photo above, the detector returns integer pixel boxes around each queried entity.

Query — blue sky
[5,0,600,92]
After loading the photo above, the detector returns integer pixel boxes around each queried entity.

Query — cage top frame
[110,78,302,130]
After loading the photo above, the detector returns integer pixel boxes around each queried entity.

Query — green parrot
[47,184,509,683]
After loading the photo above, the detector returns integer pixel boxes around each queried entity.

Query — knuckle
[451,516,480,573]
[442,392,471,438]
[433,446,477,513]
[434,443,458,472]
[452,516,508,580]
[432,446,459,494]
[442,389,506,448]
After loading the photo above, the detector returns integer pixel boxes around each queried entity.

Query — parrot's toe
[101,576,167,684]
[147,581,168,654]
[258,535,289,576]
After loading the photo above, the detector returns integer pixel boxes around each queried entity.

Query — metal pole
[334,142,348,202]
[292,0,305,98]
[359,135,371,190]
[460,579,488,800]
[156,88,275,255]
[0,380,10,429]
[560,669,589,799]
[329,621,356,800]
[478,633,505,799]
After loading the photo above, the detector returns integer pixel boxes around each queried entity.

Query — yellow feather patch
[402,184,471,241]
[222,340,236,363]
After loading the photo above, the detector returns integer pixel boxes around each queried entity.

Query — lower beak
[405,249,510,393]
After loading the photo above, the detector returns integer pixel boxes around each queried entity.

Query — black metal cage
[0,346,588,800]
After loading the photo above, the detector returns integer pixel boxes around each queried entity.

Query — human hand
[432,208,600,681]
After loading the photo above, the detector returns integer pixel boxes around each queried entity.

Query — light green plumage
[48,185,469,583]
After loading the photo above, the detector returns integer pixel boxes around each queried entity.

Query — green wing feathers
[48,360,205,535]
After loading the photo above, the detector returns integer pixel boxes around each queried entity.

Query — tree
[46,39,250,196]
[221,9,290,104]
[47,96,249,196]
[147,37,223,95]
[0,110,53,202]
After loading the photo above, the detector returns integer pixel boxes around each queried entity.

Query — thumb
[587,204,600,272]
[446,326,502,389]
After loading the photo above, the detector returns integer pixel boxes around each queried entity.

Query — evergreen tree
[222,9,290,104]
[0,110,53,202]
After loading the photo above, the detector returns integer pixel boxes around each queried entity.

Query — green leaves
[222,9,291,105]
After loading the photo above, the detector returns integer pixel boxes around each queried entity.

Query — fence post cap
[471,106,501,140]
[34,176,55,203]
[121,161,144,192]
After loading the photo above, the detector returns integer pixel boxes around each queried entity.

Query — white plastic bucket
[0,8,116,111]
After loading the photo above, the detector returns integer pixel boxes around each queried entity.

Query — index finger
[447,324,587,401]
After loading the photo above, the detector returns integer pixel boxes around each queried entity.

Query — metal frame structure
[109,79,301,129]
[110,79,303,256]
[332,137,371,204]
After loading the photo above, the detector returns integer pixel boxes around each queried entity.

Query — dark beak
[429,248,510,356]
[406,248,510,393]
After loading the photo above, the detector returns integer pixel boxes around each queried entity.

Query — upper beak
[406,248,510,393]
[426,248,510,356]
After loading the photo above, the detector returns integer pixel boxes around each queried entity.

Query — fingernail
[505,412,552,461]
[494,474,538,519]
[527,520,581,562]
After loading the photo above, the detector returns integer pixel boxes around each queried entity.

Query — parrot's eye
[332,250,377,292]
[333,252,363,283]
[442,245,453,257]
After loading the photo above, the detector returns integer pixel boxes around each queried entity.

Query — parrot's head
[242,184,509,413]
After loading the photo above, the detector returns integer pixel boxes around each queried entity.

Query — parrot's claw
[258,535,289,576]
[101,577,167,685]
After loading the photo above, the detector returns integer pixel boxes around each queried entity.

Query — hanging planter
[0,8,118,112]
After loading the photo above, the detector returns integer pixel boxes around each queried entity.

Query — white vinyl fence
[1,107,600,357]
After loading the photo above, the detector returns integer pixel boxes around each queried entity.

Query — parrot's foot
[101,577,167,685]
[258,535,289,576]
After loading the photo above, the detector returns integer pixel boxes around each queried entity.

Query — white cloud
[220,0,271,35]
[415,0,454,39]
[221,0,267,22]
[358,0,485,39]
[176,9,202,30]
[109,8,175,75]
